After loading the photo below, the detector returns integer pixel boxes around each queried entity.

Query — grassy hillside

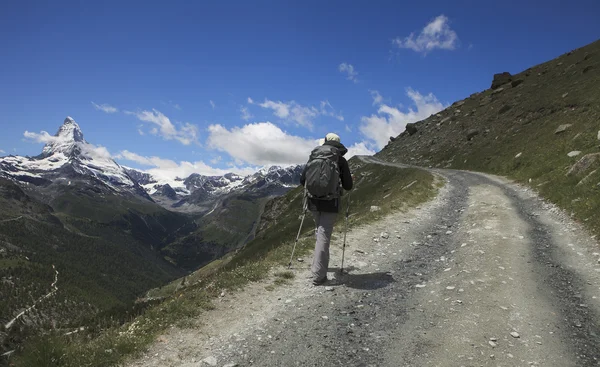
[11,159,439,366]
[379,39,600,235]
[0,179,192,357]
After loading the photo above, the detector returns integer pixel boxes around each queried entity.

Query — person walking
[300,133,353,285]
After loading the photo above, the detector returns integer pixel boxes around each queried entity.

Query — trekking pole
[340,191,351,274]
[288,189,308,269]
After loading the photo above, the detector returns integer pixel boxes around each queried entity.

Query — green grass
[12,159,439,367]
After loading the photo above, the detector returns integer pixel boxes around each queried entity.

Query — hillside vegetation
[379,39,600,235]
[12,158,439,366]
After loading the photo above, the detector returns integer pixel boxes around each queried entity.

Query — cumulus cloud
[240,106,253,121]
[116,150,256,179]
[91,102,118,114]
[206,122,322,166]
[360,89,446,149]
[339,63,358,83]
[393,15,458,54]
[125,109,199,145]
[346,142,376,159]
[258,98,343,129]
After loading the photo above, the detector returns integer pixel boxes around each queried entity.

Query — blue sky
[1,0,599,177]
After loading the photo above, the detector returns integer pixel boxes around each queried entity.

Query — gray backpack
[305,144,341,200]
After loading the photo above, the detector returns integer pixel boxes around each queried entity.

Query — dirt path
[125,158,600,367]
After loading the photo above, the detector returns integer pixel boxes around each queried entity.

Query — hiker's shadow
[328,267,395,290]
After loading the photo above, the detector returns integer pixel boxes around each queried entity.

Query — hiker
[300,133,353,285]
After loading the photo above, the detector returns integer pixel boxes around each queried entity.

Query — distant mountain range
[0,117,303,213]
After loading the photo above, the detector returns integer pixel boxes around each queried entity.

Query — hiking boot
[312,277,328,286]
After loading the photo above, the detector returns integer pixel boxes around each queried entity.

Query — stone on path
[510,331,520,338]
[370,206,381,212]
[380,232,389,239]
[202,356,218,366]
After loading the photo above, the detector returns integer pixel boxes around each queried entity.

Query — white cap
[325,133,340,143]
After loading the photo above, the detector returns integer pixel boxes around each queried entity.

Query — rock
[511,79,524,87]
[321,316,329,320]
[491,72,512,89]
[554,124,572,134]
[202,356,218,366]
[223,364,238,367]
[373,238,380,242]
[498,105,511,114]
[389,136,397,142]
[583,65,594,74]
[489,341,497,347]
[597,130,600,140]
[491,87,505,95]
[370,206,381,212]
[405,123,418,135]
[515,152,522,158]
[566,153,600,177]
[325,286,334,291]
[466,129,479,141]
[381,232,390,239]
[490,337,498,342]
[562,92,569,98]
[510,331,520,338]
[445,230,453,235]
[446,286,455,290]
[567,151,581,158]
[297,258,304,262]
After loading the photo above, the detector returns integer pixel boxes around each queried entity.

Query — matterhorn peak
[41,116,86,156]
[55,116,85,143]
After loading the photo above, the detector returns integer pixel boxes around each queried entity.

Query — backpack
[304,144,341,200]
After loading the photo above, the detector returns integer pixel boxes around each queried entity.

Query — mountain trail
[125,158,600,366]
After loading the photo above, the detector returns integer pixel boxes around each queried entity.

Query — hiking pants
[311,211,337,281]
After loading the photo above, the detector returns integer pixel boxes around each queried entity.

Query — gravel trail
[126,157,600,367]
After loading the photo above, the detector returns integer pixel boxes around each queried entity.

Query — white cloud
[338,63,358,83]
[240,106,253,121]
[125,109,199,145]
[393,15,458,54]
[247,97,254,104]
[346,142,376,159]
[0,149,5,154]
[210,100,216,109]
[23,130,56,144]
[207,122,322,166]
[116,150,256,179]
[24,130,112,160]
[258,98,343,129]
[360,88,445,149]
[370,90,383,105]
[345,125,352,133]
[91,102,118,114]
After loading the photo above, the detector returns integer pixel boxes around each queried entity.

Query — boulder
[498,105,511,114]
[491,72,512,89]
[511,79,524,88]
[567,151,582,158]
[405,123,418,135]
[597,130,600,140]
[583,65,594,74]
[554,124,572,134]
[491,87,505,95]
[389,136,397,142]
[466,129,479,141]
[566,153,600,177]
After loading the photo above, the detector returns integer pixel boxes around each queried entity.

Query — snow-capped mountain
[126,164,304,211]
[0,117,150,200]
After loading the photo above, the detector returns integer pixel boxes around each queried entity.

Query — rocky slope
[378,38,600,235]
